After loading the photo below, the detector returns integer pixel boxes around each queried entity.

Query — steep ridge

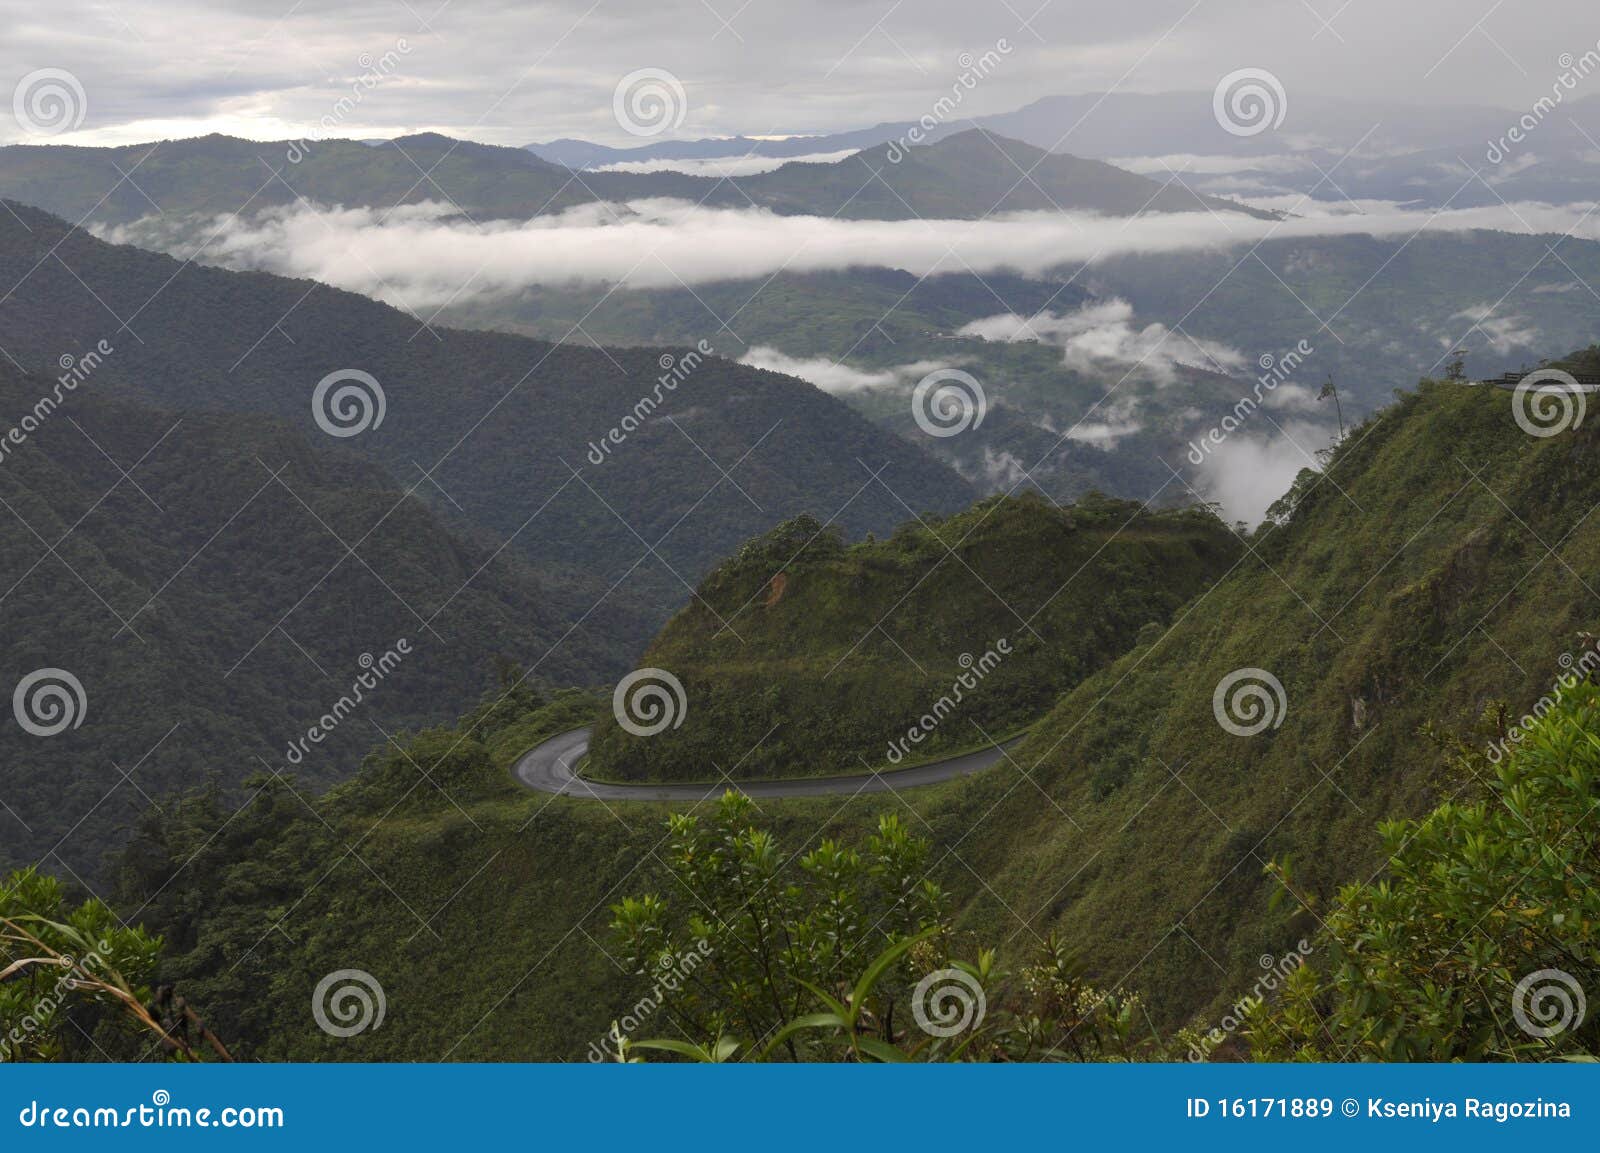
[587,494,1242,781]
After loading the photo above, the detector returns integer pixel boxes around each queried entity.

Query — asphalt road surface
[512,726,1019,801]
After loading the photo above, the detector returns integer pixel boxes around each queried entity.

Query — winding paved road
[513,726,1021,801]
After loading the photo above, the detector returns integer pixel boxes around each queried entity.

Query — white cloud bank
[92,196,1600,312]
[591,150,859,177]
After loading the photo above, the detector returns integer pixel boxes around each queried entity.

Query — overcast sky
[3,0,1596,147]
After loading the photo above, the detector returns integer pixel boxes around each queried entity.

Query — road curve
[513,726,1021,801]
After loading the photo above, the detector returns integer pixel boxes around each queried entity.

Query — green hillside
[586,493,1242,781]
[960,373,1600,1024]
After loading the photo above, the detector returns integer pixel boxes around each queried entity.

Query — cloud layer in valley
[94,197,1600,313]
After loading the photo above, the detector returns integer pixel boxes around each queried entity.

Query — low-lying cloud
[93,196,1600,313]
[958,298,1246,384]
[736,347,953,394]
[1191,421,1335,527]
[1447,303,1542,354]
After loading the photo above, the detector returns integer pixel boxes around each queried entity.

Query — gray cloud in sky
[3,0,1598,148]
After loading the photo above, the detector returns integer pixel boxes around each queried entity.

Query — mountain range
[530,89,1600,208]
[0,128,1270,228]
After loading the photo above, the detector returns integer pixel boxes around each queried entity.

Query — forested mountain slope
[0,364,616,878]
[0,200,976,653]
